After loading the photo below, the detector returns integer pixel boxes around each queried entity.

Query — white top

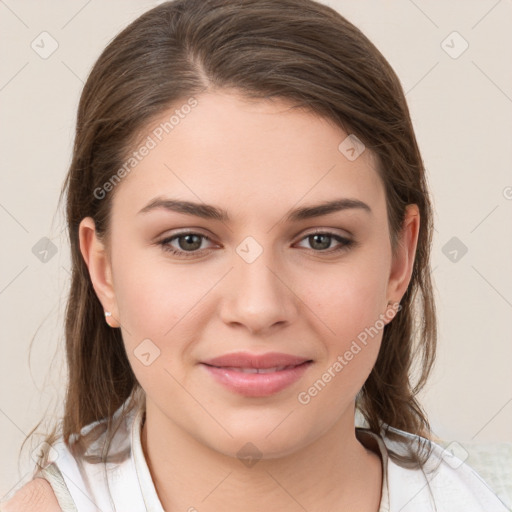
[34,395,510,512]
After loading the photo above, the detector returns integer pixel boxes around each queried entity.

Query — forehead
[110,91,385,225]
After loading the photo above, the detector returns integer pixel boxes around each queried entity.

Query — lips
[202,352,310,369]
[200,352,313,397]
[217,365,299,374]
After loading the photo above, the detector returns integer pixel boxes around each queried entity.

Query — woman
[3,0,509,510]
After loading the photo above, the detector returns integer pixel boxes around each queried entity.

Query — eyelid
[300,227,352,238]
[158,228,216,243]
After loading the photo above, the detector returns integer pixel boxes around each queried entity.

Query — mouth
[212,364,304,374]
[199,352,313,397]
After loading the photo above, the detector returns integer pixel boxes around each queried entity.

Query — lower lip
[200,361,312,397]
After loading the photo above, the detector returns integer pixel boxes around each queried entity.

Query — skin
[78,90,419,511]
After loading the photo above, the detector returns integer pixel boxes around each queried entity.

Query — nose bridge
[220,234,296,333]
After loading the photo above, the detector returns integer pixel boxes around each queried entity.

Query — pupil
[181,234,201,250]
[312,234,330,250]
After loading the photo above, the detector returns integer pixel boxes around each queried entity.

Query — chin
[201,420,316,463]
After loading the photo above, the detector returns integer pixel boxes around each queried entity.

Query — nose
[219,245,298,336]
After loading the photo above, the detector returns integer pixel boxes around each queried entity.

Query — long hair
[23,0,437,474]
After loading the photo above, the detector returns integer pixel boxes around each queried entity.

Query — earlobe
[385,204,420,311]
[78,217,120,328]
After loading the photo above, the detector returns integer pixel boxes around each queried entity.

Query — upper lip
[201,352,312,369]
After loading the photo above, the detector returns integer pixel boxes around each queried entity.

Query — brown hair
[23,0,437,475]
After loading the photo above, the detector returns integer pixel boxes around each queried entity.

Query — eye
[158,229,356,259]
[295,230,355,254]
[158,231,215,259]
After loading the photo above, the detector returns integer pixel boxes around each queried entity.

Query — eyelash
[158,229,356,259]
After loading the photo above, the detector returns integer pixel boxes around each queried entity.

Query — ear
[78,217,120,328]
[385,204,420,313]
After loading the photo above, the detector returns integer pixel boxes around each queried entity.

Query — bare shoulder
[1,478,61,512]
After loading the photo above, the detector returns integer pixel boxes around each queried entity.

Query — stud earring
[104,311,120,328]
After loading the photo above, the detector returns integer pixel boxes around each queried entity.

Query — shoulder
[1,478,61,512]
[381,428,511,511]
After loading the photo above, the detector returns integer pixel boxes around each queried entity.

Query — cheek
[112,240,198,335]
[295,254,389,391]
[301,254,390,339]
[111,245,220,379]
[112,258,195,399]
[296,271,386,417]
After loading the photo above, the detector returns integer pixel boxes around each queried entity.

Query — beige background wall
[1,0,511,496]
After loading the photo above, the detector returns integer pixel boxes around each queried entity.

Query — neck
[140,400,382,512]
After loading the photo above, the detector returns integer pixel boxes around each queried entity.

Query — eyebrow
[137,196,372,222]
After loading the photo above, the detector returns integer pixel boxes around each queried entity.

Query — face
[80,90,418,459]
